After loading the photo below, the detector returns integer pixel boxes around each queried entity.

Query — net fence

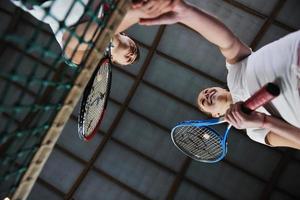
[0,0,128,199]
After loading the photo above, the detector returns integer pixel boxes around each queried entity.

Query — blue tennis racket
[171,82,280,163]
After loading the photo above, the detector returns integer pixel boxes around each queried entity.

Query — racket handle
[241,82,280,114]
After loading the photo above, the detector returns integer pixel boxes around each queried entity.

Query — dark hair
[132,42,140,64]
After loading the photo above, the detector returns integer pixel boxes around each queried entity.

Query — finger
[147,10,162,18]
[132,0,146,9]
[225,104,234,115]
[141,1,156,12]
[139,18,163,25]
[224,107,233,121]
[157,0,173,12]
[234,108,245,122]
[226,106,240,125]
[231,103,243,121]
[147,2,170,17]
[226,113,242,129]
[139,12,176,25]
[226,112,239,126]
[146,6,163,17]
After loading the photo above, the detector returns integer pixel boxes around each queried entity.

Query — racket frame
[78,58,112,141]
[171,118,232,163]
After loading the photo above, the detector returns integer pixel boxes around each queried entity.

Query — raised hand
[138,0,173,18]
[132,0,148,9]
[135,0,187,25]
[224,102,266,129]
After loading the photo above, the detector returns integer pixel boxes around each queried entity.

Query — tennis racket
[171,82,280,163]
[78,58,112,141]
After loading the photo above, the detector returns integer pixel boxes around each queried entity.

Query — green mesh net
[0,0,119,198]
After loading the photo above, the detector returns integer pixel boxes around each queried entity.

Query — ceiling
[1,0,300,199]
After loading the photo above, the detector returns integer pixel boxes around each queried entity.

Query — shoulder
[221,36,252,64]
[226,55,252,102]
[225,53,251,70]
[226,55,250,84]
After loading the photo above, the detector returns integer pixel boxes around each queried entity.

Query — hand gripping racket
[78,58,112,141]
[171,82,280,163]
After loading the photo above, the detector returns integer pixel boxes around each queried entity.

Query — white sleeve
[10,0,88,48]
[225,57,250,103]
[246,128,271,146]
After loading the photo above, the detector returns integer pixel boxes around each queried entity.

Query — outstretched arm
[63,0,174,62]
[62,2,162,62]
[63,7,143,51]
[63,21,99,52]
[62,8,143,62]
[263,116,300,149]
[139,0,251,63]
[225,102,300,150]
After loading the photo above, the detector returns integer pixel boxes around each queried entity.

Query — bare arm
[263,116,300,149]
[139,0,251,63]
[63,21,100,52]
[63,7,143,48]
[266,132,300,149]
[225,102,300,150]
[63,5,150,62]
[115,8,142,33]
[64,47,85,65]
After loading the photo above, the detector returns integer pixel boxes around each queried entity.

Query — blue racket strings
[172,125,224,162]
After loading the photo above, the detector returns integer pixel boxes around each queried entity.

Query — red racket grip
[241,82,280,114]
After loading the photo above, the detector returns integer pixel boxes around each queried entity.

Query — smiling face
[110,33,138,66]
[197,87,233,117]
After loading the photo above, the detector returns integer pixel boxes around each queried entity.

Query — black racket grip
[241,82,280,114]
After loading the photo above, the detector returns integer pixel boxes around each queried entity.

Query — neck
[219,93,233,116]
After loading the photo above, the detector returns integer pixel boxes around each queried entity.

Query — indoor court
[0,0,300,199]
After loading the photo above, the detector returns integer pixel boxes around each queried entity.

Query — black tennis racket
[78,58,112,141]
[171,82,280,163]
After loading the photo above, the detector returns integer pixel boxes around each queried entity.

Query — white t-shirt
[11,0,103,48]
[226,30,300,145]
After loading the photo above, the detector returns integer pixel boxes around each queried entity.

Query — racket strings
[84,63,109,135]
[173,126,223,161]
[189,127,222,158]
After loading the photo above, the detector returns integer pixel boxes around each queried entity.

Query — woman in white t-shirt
[137,0,300,149]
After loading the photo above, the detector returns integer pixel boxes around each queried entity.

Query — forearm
[263,115,300,146]
[63,8,140,51]
[178,3,235,49]
[63,21,100,51]
[115,9,140,33]
[178,2,250,62]
[64,47,85,65]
